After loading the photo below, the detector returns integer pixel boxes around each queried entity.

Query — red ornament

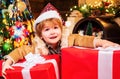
[9,27,14,36]
[23,29,29,37]
[103,2,111,6]
[15,37,22,42]
[15,21,22,28]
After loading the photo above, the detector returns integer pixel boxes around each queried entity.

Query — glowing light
[65,21,71,27]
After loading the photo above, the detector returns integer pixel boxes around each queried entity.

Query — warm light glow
[65,13,68,17]
[65,21,71,27]
[73,6,77,8]
[70,8,73,11]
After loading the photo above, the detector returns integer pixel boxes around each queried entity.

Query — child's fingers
[8,65,14,70]
[2,65,14,76]
[2,74,6,79]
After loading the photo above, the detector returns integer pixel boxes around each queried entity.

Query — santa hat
[34,3,62,28]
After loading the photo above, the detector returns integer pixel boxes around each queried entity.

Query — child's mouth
[50,36,57,39]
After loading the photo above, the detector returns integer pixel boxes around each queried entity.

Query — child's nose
[50,29,55,34]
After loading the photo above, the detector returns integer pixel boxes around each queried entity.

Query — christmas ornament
[9,0,14,4]
[9,21,29,40]
[16,1,26,12]
[2,40,13,54]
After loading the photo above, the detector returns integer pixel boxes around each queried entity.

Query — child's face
[41,20,62,46]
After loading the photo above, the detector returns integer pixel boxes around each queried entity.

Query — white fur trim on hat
[34,10,62,29]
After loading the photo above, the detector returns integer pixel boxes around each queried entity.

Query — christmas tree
[0,0,34,59]
[85,22,93,36]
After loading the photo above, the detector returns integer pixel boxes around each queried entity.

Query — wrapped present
[5,53,60,79]
[0,60,3,77]
[61,46,120,79]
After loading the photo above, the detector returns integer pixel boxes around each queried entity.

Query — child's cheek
[44,31,50,36]
[42,31,49,37]
[55,28,61,32]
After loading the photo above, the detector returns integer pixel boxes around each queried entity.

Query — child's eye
[54,27,58,29]
[54,26,59,29]
[44,28,49,31]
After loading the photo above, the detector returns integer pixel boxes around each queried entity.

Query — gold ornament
[16,1,27,12]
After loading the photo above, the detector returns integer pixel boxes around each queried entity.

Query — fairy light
[70,8,73,11]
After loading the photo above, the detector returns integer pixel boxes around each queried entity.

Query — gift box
[0,60,3,77]
[61,47,120,79]
[5,54,60,79]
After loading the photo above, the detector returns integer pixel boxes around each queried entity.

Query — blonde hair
[35,18,62,37]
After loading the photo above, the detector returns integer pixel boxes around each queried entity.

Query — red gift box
[0,60,3,77]
[5,54,60,79]
[61,47,120,79]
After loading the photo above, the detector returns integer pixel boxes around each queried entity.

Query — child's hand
[2,59,14,79]
[101,40,120,48]
[94,38,120,48]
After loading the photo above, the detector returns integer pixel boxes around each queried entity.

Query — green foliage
[70,1,119,18]
[79,4,91,18]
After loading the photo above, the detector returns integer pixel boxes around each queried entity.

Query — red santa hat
[34,3,62,28]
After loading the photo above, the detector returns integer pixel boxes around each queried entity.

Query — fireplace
[73,16,120,44]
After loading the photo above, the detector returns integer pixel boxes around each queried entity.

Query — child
[2,3,119,78]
